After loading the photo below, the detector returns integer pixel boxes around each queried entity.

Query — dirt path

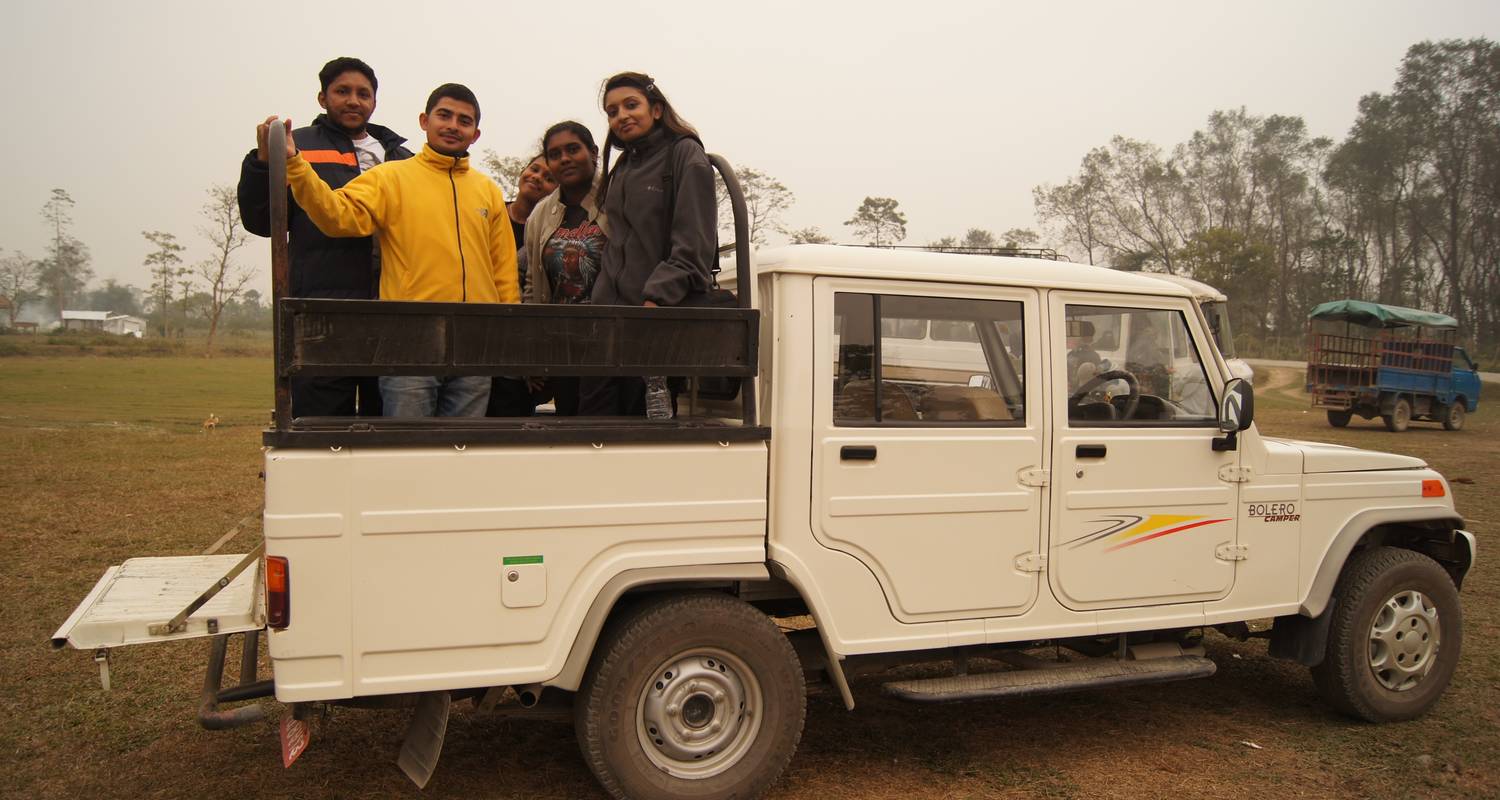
[1253,365,1308,405]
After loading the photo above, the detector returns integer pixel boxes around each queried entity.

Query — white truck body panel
[265,442,768,702]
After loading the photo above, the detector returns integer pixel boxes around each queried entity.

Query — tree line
[10,39,1491,359]
[485,154,1039,256]
[1,185,262,353]
[1034,38,1500,357]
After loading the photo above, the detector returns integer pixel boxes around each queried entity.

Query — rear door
[811,278,1046,623]
[1048,294,1240,610]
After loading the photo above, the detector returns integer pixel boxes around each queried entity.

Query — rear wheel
[1443,402,1466,431]
[1311,547,1462,722]
[575,592,805,800]
[1327,409,1352,428]
[1383,397,1411,432]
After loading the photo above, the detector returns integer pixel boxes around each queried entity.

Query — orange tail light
[1421,479,1446,498]
[266,556,290,629]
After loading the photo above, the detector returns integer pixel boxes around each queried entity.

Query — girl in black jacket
[581,71,717,415]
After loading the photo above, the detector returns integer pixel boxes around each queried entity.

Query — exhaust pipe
[515,684,544,708]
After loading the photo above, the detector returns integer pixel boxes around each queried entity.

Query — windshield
[1201,301,1236,359]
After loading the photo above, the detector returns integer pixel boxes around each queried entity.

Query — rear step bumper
[882,655,1216,703]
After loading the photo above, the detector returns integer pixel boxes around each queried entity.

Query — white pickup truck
[53,157,1474,800]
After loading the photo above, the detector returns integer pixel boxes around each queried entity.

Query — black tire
[1310,547,1462,722]
[1327,409,1352,428]
[574,592,806,800]
[1383,397,1411,432]
[1443,402,1466,431]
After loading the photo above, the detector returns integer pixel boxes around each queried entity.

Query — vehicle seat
[922,386,1013,421]
[836,380,919,421]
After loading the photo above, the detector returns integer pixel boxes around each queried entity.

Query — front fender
[1300,507,1466,618]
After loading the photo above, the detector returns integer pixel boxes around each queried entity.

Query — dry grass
[1,357,1495,800]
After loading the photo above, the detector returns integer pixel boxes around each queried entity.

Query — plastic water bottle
[645,376,672,419]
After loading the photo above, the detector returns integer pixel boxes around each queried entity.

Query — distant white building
[60,310,147,338]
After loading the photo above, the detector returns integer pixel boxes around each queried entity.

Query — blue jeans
[380,376,491,417]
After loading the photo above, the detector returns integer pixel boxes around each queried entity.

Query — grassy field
[1,355,1496,800]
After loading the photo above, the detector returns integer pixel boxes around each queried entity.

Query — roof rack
[835,244,1065,261]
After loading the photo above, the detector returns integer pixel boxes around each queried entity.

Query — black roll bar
[708,153,756,422]
[268,121,291,431]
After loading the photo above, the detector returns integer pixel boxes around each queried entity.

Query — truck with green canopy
[1306,300,1481,431]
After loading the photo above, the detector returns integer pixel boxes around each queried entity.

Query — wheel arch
[548,564,796,692]
[1271,508,1470,667]
[1302,508,1469,618]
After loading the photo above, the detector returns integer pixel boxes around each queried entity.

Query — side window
[1065,305,1215,425]
[834,293,1024,425]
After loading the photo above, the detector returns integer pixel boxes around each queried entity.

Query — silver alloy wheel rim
[637,647,763,779]
[1368,589,1440,691]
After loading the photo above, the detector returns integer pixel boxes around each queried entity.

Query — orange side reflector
[1422,479,1445,498]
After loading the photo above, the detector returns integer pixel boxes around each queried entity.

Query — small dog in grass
[202,413,220,432]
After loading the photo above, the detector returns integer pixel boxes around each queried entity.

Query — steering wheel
[1069,369,1140,420]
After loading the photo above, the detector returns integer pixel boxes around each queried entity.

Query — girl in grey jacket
[581,72,717,415]
[591,71,716,308]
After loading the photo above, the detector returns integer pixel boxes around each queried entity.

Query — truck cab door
[810,279,1046,623]
[1048,295,1240,610]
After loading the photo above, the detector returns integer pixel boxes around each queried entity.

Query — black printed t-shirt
[542,202,606,304]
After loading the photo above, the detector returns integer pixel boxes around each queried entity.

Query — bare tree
[1033,152,1109,264]
[37,189,93,314]
[844,197,907,246]
[142,230,185,336]
[195,185,255,354]
[0,250,37,327]
[481,150,530,199]
[717,166,796,245]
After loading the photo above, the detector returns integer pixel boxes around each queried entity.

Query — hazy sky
[3,0,1498,298]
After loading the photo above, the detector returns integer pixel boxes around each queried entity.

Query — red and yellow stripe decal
[1100,514,1230,552]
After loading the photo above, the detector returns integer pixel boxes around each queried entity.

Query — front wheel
[1310,547,1462,722]
[575,592,806,800]
[1443,402,1466,431]
[1383,397,1412,432]
[1327,409,1352,428]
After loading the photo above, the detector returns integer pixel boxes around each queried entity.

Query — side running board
[882,655,1216,703]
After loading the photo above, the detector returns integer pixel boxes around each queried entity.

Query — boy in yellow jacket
[258,83,517,417]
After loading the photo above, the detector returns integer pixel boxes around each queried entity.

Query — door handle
[1076,444,1107,459]
[841,445,877,461]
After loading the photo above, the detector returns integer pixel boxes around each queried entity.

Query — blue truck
[1306,300,1481,432]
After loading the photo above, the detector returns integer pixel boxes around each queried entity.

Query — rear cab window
[834,293,1025,425]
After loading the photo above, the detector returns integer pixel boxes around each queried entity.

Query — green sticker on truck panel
[503,555,543,566]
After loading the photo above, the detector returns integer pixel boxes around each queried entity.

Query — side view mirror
[1213,378,1254,451]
